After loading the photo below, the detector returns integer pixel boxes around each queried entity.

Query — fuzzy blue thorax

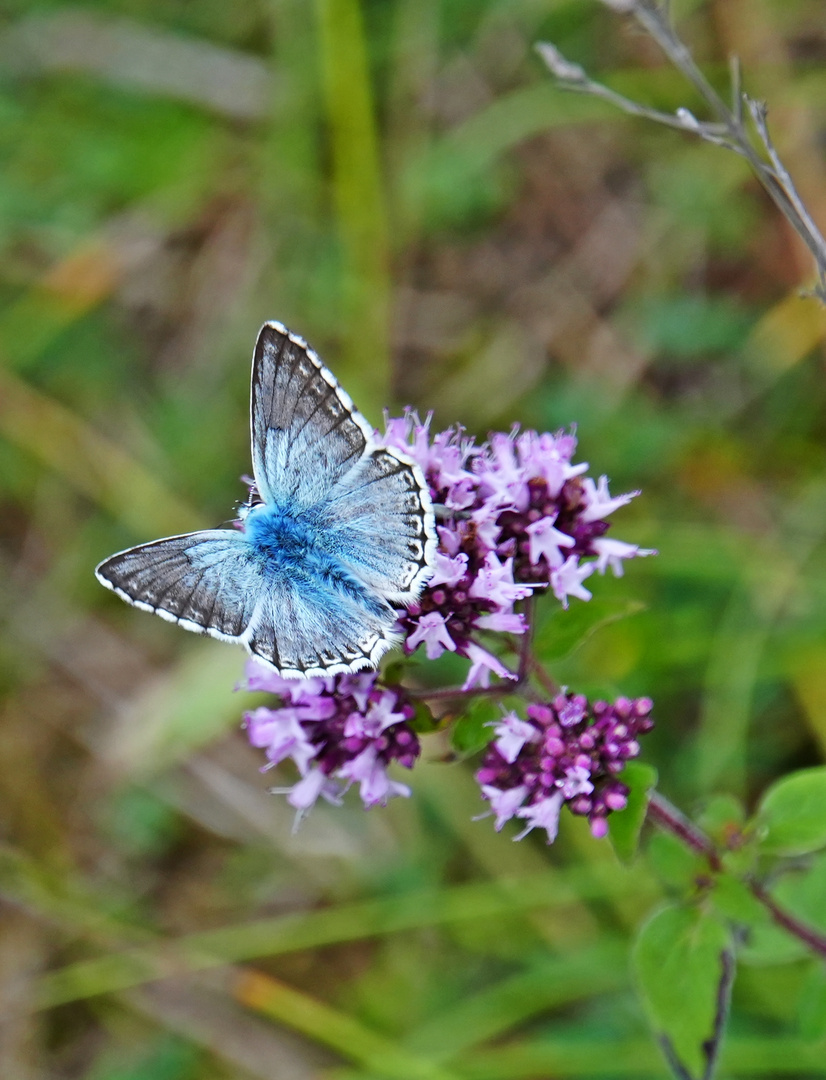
[243,502,320,572]
[242,501,387,616]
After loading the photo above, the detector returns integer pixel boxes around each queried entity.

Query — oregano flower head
[243,415,655,839]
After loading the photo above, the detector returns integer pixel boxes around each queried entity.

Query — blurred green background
[3,0,826,1076]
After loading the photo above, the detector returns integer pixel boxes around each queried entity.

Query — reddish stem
[528,654,558,697]
[647,792,826,960]
[648,791,722,871]
[747,879,826,959]
[406,681,515,703]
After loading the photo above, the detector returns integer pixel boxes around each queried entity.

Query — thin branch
[744,94,826,285]
[535,41,731,142]
[747,878,826,959]
[405,647,521,703]
[530,658,559,697]
[630,1,826,296]
[702,945,736,1080]
[537,0,826,301]
[729,55,743,126]
[405,681,515,704]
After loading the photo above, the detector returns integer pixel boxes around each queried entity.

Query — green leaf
[697,794,746,844]
[533,596,645,663]
[450,696,499,757]
[755,767,826,856]
[739,918,807,967]
[608,761,658,864]
[698,794,758,875]
[771,850,826,934]
[710,875,766,928]
[799,962,826,1040]
[647,831,704,891]
[720,842,759,878]
[633,904,731,1076]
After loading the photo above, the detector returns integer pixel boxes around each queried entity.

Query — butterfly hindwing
[323,447,436,603]
[245,576,398,677]
[95,531,262,642]
[251,321,374,505]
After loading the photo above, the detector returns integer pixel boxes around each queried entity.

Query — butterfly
[95,321,437,678]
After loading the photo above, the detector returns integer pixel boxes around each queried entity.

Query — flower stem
[746,878,826,959]
[647,791,721,870]
[405,682,514,703]
[527,653,559,697]
[702,944,737,1080]
[517,596,536,682]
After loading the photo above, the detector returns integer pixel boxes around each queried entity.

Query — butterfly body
[96,322,436,678]
[243,502,326,579]
[242,500,388,616]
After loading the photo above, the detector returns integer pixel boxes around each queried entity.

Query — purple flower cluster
[243,661,420,813]
[475,694,654,843]
[240,416,656,828]
[383,416,654,688]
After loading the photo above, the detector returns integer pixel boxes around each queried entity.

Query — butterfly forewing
[95,532,261,641]
[251,322,373,506]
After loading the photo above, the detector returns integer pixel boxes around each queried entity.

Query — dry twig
[537,0,826,302]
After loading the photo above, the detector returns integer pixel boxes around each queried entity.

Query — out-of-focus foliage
[2,0,826,1076]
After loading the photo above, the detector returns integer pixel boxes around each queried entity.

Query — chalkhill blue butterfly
[95,322,437,677]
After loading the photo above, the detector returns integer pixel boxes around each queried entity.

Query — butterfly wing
[250,321,374,506]
[245,575,399,677]
[246,320,436,673]
[322,446,436,604]
[250,318,435,591]
[95,531,262,642]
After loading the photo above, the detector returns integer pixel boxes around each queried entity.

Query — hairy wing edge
[244,600,403,680]
[364,444,437,602]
